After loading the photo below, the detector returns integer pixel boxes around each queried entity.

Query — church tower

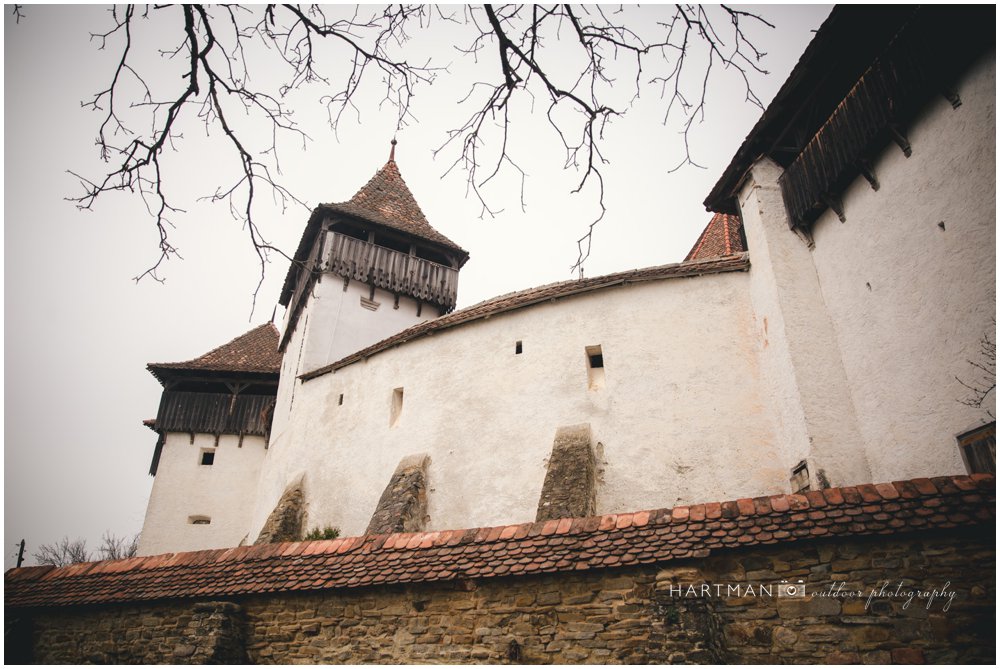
[139,324,281,556]
[276,141,469,381]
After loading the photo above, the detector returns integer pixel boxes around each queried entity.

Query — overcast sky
[4,4,830,568]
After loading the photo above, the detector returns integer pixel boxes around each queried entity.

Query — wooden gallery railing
[322,232,459,311]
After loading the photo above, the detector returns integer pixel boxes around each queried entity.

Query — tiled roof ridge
[148,323,281,376]
[6,474,993,609]
[460,253,745,310]
[301,253,750,381]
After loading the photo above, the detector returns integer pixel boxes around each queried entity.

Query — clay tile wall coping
[5,474,993,609]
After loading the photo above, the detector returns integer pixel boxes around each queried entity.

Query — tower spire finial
[389,138,397,162]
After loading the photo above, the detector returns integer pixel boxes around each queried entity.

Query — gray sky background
[4,4,829,568]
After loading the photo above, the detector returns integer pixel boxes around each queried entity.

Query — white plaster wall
[739,169,818,482]
[137,433,267,556]
[738,159,872,488]
[271,301,309,447]
[808,55,996,481]
[299,278,431,375]
[250,271,789,540]
[270,276,434,448]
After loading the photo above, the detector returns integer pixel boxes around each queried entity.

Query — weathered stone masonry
[6,475,995,664]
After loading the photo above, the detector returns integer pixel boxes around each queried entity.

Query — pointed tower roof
[684,213,746,262]
[280,143,469,307]
[147,323,281,383]
[326,156,465,253]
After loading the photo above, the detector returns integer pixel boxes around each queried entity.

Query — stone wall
[254,482,305,544]
[21,601,247,664]
[13,528,994,664]
[536,424,597,521]
[366,454,430,535]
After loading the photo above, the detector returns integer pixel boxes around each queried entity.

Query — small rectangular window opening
[790,460,810,492]
[390,387,404,427]
[585,345,605,389]
[200,450,215,466]
[188,516,211,525]
[958,422,995,474]
[338,393,344,406]
[515,340,523,355]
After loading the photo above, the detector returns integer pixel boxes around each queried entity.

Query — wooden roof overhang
[704,6,993,233]
[143,371,278,476]
[146,365,279,389]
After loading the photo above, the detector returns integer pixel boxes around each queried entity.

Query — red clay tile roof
[302,253,750,381]
[147,324,281,382]
[684,213,746,261]
[324,158,465,254]
[280,155,469,307]
[6,474,992,609]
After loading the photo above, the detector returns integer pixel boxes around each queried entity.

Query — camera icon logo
[777,580,806,598]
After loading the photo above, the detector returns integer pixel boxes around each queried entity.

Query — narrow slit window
[188,516,211,525]
[515,340,523,355]
[390,387,404,427]
[585,345,605,389]
[338,393,344,406]
[200,450,215,466]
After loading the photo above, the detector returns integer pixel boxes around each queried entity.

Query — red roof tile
[147,324,280,381]
[6,474,991,609]
[684,213,746,261]
[301,254,750,381]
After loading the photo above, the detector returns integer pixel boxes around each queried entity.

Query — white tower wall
[138,433,267,556]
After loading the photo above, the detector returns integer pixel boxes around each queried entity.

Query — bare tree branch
[438,4,771,274]
[957,322,996,420]
[31,531,139,566]
[97,531,140,561]
[32,537,91,567]
[67,4,772,301]
[70,4,434,313]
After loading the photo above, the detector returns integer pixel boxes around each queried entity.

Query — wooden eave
[703,6,918,213]
[774,7,993,231]
[146,366,279,388]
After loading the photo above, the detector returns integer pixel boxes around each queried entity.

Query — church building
[136,5,995,557]
[8,7,995,664]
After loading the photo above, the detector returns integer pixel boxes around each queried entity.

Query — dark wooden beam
[858,159,880,191]
[888,124,912,157]
[821,193,847,223]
